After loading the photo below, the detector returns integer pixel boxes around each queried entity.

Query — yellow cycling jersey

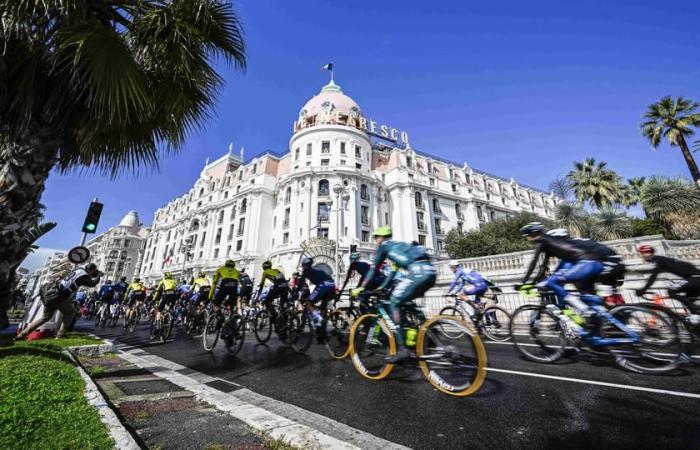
[260,268,285,285]
[154,278,178,300]
[125,282,145,297]
[192,277,211,292]
[212,266,240,287]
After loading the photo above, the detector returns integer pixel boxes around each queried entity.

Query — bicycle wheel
[289,311,314,353]
[110,309,120,327]
[417,316,487,397]
[161,312,173,343]
[275,310,291,344]
[203,314,221,352]
[437,306,467,339]
[325,308,353,359]
[223,315,245,356]
[254,309,273,344]
[509,305,566,363]
[607,305,681,374]
[481,305,512,342]
[349,314,396,380]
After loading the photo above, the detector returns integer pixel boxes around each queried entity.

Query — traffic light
[81,201,103,233]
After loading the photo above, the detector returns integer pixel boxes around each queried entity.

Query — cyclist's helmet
[638,244,655,254]
[85,263,98,273]
[546,228,570,238]
[520,222,545,236]
[224,259,235,267]
[134,278,141,283]
[120,276,126,282]
[448,260,461,268]
[372,226,393,238]
[198,271,207,277]
[164,272,173,279]
[349,252,360,262]
[301,256,313,268]
[262,260,272,270]
[105,279,112,284]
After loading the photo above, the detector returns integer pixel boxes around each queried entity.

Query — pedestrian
[16,263,102,340]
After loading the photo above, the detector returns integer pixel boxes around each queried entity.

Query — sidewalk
[78,352,298,450]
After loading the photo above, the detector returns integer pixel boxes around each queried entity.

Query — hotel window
[317,228,329,239]
[361,230,370,242]
[228,224,234,241]
[490,211,496,222]
[451,184,457,193]
[285,187,291,204]
[224,191,229,199]
[430,178,435,187]
[318,179,329,196]
[418,235,426,246]
[218,210,224,224]
[321,159,329,166]
[355,145,361,158]
[240,198,247,214]
[295,148,300,161]
[437,240,444,251]
[406,156,413,167]
[477,205,484,221]
[434,218,443,234]
[361,206,369,225]
[322,141,330,153]
[318,202,331,221]
[465,173,471,184]
[200,232,206,247]
[283,232,289,244]
[417,212,426,230]
[340,142,346,154]
[230,204,236,219]
[300,203,304,212]
[340,159,346,165]
[283,208,290,228]
[273,216,277,229]
[226,245,231,255]
[415,192,423,208]
[408,173,414,182]
[252,163,257,174]
[432,198,441,213]
[385,212,389,225]
[306,143,312,155]
[427,162,432,173]
[236,240,243,251]
[214,248,219,258]
[360,184,369,201]
[238,218,245,235]
[215,228,222,244]
[199,250,203,259]
[356,163,362,170]
[306,161,311,167]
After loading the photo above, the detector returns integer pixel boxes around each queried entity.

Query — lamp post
[332,184,352,285]
[180,236,194,281]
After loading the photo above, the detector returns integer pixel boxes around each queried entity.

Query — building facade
[86,211,149,282]
[139,80,558,284]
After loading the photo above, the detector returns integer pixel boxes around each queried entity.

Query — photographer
[16,263,102,340]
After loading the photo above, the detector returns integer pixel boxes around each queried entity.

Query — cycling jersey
[113,281,128,300]
[125,281,145,298]
[239,273,253,289]
[448,269,487,294]
[153,278,178,301]
[300,266,333,286]
[191,277,211,292]
[522,235,619,285]
[260,268,286,286]
[212,266,240,288]
[98,284,115,302]
[363,240,430,289]
[639,255,700,292]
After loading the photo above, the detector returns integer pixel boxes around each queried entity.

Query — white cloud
[19,247,66,273]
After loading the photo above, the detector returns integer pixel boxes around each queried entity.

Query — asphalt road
[83,318,700,450]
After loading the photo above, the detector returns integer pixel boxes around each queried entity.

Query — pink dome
[298,80,364,122]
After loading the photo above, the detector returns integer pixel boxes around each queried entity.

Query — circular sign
[68,246,90,264]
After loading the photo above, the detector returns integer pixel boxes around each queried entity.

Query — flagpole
[331,67,334,82]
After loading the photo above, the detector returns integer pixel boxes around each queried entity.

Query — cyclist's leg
[668,278,700,310]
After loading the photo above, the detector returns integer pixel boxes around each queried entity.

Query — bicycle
[349,290,488,397]
[150,297,175,344]
[510,286,683,374]
[439,294,512,342]
[202,304,245,355]
[638,292,700,361]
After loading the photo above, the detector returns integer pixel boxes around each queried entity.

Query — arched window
[189,219,200,232]
[360,184,369,201]
[414,192,423,208]
[285,186,292,203]
[199,187,204,197]
[318,179,329,196]
[218,210,225,224]
[240,198,247,213]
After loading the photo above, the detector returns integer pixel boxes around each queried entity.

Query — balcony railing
[416,203,425,211]
[283,219,290,228]
[318,189,330,197]
[317,214,330,222]
[237,229,244,236]
[361,217,370,226]
[361,193,370,201]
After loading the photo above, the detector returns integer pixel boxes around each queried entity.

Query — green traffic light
[86,224,96,231]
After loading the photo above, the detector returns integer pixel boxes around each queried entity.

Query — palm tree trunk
[677,136,700,187]
[0,125,58,329]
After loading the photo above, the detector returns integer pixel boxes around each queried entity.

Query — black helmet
[262,260,272,270]
[301,256,313,267]
[225,259,235,268]
[85,263,98,272]
[134,277,141,283]
[519,222,545,237]
[120,276,127,282]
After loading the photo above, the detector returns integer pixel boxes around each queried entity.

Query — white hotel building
[138,80,558,284]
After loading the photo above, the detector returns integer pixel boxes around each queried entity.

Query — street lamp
[180,236,194,280]
[332,184,351,285]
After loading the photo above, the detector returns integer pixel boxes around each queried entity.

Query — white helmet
[448,260,461,267]
[546,228,570,238]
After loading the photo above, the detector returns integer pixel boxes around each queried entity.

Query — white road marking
[486,367,700,399]
[483,340,700,359]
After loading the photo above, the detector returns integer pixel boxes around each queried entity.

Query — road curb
[63,351,141,450]
[68,339,114,356]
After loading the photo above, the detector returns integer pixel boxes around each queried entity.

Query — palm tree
[0,1,246,328]
[641,96,700,185]
[567,158,623,208]
[548,176,572,201]
[555,202,588,237]
[591,207,632,241]
[620,177,646,208]
[639,176,700,222]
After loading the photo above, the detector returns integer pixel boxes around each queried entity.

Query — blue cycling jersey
[363,240,430,288]
[113,281,128,294]
[301,266,334,286]
[99,285,113,297]
[350,261,371,278]
[448,269,486,293]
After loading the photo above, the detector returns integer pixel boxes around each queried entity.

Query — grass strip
[0,335,114,449]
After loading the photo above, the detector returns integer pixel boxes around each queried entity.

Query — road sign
[68,246,90,264]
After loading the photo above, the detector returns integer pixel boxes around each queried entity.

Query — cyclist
[351,227,436,363]
[518,222,624,330]
[98,280,115,304]
[237,269,254,313]
[114,276,129,304]
[297,257,336,341]
[447,261,489,302]
[152,272,179,325]
[635,245,700,322]
[340,252,385,314]
[190,272,212,306]
[210,260,240,319]
[124,277,146,325]
[256,260,288,308]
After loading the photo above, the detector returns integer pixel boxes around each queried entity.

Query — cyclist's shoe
[386,346,411,364]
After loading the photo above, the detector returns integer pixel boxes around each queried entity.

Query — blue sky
[31,0,700,267]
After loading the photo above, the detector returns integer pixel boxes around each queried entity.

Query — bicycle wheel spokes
[481,306,512,342]
[254,309,273,344]
[203,314,221,352]
[289,311,313,353]
[224,316,245,356]
[437,306,466,339]
[607,305,681,374]
[417,316,487,396]
[325,309,353,359]
[349,314,395,380]
[509,305,566,363]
